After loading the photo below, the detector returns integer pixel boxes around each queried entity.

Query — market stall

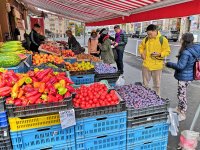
[1,0,200,150]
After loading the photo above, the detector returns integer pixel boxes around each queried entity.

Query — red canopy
[86,0,200,26]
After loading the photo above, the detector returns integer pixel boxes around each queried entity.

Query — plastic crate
[70,69,95,76]
[6,97,72,117]
[9,113,61,132]
[76,130,126,150]
[6,61,26,73]
[127,122,169,145]
[95,72,120,81]
[109,82,116,87]
[0,112,8,128]
[127,98,170,119]
[51,143,76,150]
[127,137,168,150]
[64,57,77,64]
[127,112,168,128]
[75,111,126,140]
[0,126,10,140]
[0,138,12,150]
[70,74,95,85]
[10,125,75,150]
[0,97,5,112]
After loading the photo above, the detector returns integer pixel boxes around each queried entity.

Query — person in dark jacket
[66,30,84,54]
[166,33,200,121]
[29,23,41,53]
[113,25,128,74]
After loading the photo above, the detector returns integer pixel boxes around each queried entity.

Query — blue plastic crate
[127,122,169,145]
[75,111,126,140]
[10,125,75,150]
[76,130,126,150]
[0,112,8,128]
[127,137,168,150]
[64,57,77,64]
[109,83,116,87]
[52,143,76,150]
[71,74,95,85]
[24,54,32,72]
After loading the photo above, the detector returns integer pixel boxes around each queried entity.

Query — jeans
[116,49,124,74]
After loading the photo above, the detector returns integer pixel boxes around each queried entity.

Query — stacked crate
[0,98,12,150]
[74,98,127,150]
[6,96,75,150]
[126,99,170,150]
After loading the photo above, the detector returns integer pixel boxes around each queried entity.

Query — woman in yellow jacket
[139,24,170,96]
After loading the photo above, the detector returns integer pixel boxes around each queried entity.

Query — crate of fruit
[127,137,168,150]
[64,57,77,64]
[75,111,126,140]
[0,112,8,128]
[127,122,169,146]
[9,113,61,132]
[76,130,126,150]
[6,97,72,117]
[127,112,168,128]
[0,97,5,112]
[10,125,75,150]
[73,82,125,118]
[115,84,170,119]
[0,138,12,150]
[0,126,10,140]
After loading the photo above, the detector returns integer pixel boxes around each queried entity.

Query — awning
[22,0,199,26]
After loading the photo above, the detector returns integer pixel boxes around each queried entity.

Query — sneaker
[178,113,186,121]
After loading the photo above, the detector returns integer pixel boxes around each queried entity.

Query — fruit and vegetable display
[0,68,75,106]
[66,61,94,71]
[40,44,61,55]
[32,54,64,66]
[62,50,75,57]
[95,63,118,74]
[76,54,101,62]
[0,54,21,68]
[30,63,66,72]
[115,84,165,109]
[0,41,26,54]
[73,83,119,109]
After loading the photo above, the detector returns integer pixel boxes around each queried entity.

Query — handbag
[194,59,200,80]
[112,48,118,61]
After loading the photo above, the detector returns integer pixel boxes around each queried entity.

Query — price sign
[59,109,76,129]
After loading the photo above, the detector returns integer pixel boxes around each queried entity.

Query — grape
[115,84,165,109]
[95,63,117,74]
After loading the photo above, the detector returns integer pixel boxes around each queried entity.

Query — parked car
[160,30,179,42]
[126,32,133,37]
[139,32,147,39]
[131,31,140,38]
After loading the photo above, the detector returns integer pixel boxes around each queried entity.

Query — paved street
[69,36,200,149]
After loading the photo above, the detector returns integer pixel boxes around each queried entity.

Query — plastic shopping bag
[116,75,125,86]
[167,108,179,136]
[179,130,200,150]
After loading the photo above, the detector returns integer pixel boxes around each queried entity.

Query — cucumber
[0,54,21,67]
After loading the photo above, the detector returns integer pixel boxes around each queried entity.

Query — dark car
[131,31,140,38]
[161,30,179,42]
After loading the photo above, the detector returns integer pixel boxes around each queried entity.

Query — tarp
[86,0,200,26]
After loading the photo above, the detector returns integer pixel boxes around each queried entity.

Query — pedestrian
[29,23,41,53]
[66,30,85,54]
[139,24,170,96]
[113,25,128,74]
[98,30,115,64]
[88,30,99,57]
[166,33,200,121]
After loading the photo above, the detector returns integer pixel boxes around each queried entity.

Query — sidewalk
[123,53,200,150]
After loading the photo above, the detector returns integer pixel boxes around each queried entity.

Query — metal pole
[83,23,86,46]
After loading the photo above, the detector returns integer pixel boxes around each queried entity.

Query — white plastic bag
[179,130,200,150]
[116,75,125,86]
[167,108,179,136]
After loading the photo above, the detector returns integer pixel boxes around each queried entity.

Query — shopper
[113,25,128,74]
[139,24,170,96]
[88,30,99,57]
[166,33,200,121]
[66,30,84,54]
[99,30,115,64]
[29,23,41,53]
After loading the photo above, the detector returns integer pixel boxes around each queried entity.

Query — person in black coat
[166,33,200,121]
[29,23,41,53]
[66,30,84,54]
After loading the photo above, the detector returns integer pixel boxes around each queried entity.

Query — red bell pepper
[31,77,38,82]
[64,92,71,99]
[0,80,6,88]
[48,94,58,103]
[66,85,75,93]
[35,98,42,104]
[41,75,51,83]
[37,68,52,81]
[0,87,11,96]
[56,94,63,101]
[29,93,42,104]
[14,98,22,106]
[49,86,57,96]
[25,90,39,98]
[28,71,35,77]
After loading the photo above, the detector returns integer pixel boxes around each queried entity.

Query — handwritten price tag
[59,109,76,129]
